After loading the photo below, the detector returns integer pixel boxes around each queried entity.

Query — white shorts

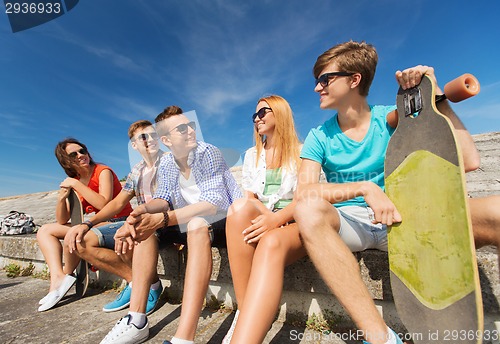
[337,206,388,252]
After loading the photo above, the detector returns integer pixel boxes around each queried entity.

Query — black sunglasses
[68,148,88,158]
[252,107,272,122]
[315,71,354,88]
[135,132,158,142]
[170,121,196,135]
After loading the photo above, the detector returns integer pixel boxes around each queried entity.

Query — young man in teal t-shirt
[294,41,485,344]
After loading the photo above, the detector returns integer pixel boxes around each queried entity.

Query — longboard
[68,188,89,298]
[384,74,483,343]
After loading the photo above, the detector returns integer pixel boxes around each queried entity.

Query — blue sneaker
[103,284,132,312]
[363,328,403,344]
[146,283,163,315]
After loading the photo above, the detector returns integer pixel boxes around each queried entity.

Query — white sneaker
[38,274,76,312]
[38,290,57,305]
[100,315,149,344]
[222,310,239,344]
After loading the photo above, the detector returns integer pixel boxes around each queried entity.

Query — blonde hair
[254,95,301,171]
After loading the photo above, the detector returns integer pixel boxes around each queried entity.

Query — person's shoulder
[245,146,257,155]
[197,141,223,156]
[131,159,146,171]
[95,163,109,170]
[371,105,396,117]
[159,151,174,166]
[306,115,337,140]
[94,164,112,174]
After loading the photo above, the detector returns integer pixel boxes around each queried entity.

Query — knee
[70,231,97,257]
[294,198,337,239]
[257,231,285,256]
[186,217,211,245]
[75,241,89,257]
[228,198,259,224]
[489,196,500,224]
[294,197,331,225]
[36,223,54,240]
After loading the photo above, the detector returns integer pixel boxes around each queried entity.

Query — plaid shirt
[154,141,242,210]
[122,150,167,205]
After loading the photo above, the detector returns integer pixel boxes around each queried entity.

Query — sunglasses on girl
[135,132,158,141]
[170,121,196,135]
[252,107,272,122]
[68,148,88,158]
[315,71,354,88]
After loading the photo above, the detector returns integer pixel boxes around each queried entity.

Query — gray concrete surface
[0,270,352,344]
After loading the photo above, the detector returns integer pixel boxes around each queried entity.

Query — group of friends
[35,41,500,344]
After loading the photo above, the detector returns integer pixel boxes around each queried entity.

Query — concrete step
[0,270,351,344]
[1,234,500,343]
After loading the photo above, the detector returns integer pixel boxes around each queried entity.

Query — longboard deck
[68,188,88,298]
[385,75,483,343]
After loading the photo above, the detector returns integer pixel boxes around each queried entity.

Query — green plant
[4,264,21,278]
[206,295,225,311]
[306,313,330,332]
[21,262,35,276]
[32,265,50,280]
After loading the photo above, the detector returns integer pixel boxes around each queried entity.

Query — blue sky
[1,0,499,198]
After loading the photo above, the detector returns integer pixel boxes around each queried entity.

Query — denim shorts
[337,206,388,252]
[90,221,126,250]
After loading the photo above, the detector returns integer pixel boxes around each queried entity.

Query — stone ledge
[1,234,499,329]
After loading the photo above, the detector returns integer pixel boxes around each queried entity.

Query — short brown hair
[154,105,183,136]
[128,120,153,139]
[313,41,378,97]
[54,138,95,178]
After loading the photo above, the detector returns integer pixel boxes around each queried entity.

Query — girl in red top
[36,138,132,311]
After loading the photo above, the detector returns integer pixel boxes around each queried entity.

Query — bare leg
[129,235,159,313]
[294,198,388,344]
[470,195,500,272]
[71,231,133,282]
[226,198,261,306]
[174,217,213,341]
[37,222,76,291]
[230,223,306,344]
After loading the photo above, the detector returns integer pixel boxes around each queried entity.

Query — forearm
[297,181,368,204]
[55,197,70,224]
[167,201,217,226]
[72,181,111,210]
[88,191,132,225]
[144,198,169,214]
[436,100,480,172]
[273,199,296,225]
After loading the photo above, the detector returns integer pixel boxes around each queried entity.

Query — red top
[79,164,133,218]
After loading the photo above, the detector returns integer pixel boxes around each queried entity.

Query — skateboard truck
[403,87,422,117]
[403,88,448,118]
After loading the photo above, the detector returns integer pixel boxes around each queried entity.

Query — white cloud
[150,1,344,120]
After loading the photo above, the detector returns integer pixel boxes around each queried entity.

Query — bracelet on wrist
[162,210,169,228]
[82,220,94,229]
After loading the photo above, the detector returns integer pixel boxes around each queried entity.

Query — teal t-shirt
[300,105,396,208]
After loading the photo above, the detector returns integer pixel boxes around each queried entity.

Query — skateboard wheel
[444,73,480,102]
